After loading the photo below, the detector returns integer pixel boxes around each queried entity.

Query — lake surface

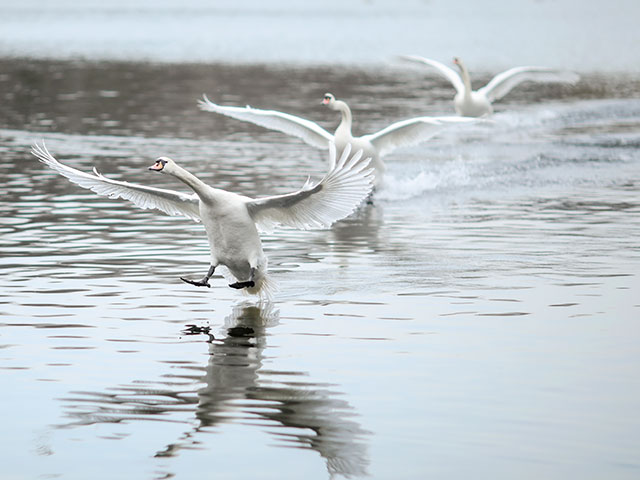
[2,0,640,71]
[1,2,640,479]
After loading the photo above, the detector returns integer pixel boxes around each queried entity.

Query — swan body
[32,142,373,296]
[199,93,476,185]
[401,55,580,117]
[456,90,493,117]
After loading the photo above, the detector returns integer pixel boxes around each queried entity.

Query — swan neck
[335,100,352,133]
[460,64,472,96]
[169,164,208,195]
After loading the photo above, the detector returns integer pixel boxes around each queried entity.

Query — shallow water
[1,42,640,480]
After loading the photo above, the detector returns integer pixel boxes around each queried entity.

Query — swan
[31,142,373,296]
[198,93,476,184]
[400,55,580,117]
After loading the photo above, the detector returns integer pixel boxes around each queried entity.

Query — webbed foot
[228,280,255,289]
[180,277,211,288]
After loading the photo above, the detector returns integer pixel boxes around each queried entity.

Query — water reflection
[329,203,385,254]
[60,302,370,478]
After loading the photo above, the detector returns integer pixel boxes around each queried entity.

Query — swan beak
[322,98,330,105]
[148,161,164,171]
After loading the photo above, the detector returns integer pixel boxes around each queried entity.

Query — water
[1,3,640,479]
[2,0,640,71]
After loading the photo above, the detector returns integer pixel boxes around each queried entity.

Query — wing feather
[31,142,201,222]
[246,143,374,231]
[400,55,465,94]
[479,67,580,102]
[198,95,333,149]
[364,116,477,157]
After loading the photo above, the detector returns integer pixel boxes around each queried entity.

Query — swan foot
[228,280,255,289]
[180,265,216,288]
[365,187,376,205]
[180,277,211,288]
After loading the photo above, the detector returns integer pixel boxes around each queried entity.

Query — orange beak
[148,161,164,171]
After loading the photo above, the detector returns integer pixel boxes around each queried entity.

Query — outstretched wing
[198,95,333,149]
[246,143,374,231]
[400,55,465,94]
[364,116,477,157]
[32,142,201,222]
[479,67,580,102]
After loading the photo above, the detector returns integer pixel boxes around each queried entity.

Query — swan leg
[366,190,375,205]
[228,267,256,290]
[180,265,216,288]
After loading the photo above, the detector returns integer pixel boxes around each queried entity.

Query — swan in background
[198,93,476,184]
[32,142,373,297]
[400,55,580,117]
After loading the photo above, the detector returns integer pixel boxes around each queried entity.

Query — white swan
[198,93,476,184]
[31,142,373,296]
[401,55,580,117]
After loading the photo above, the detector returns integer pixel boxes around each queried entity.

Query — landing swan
[32,142,373,296]
[401,55,580,117]
[198,93,476,184]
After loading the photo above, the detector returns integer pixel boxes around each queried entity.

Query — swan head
[322,93,336,107]
[453,57,465,72]
[148,156,174,173]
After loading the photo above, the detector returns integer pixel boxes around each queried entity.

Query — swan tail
[218,263,276,298]
[243,271,277,299]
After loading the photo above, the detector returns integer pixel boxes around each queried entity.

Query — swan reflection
[61,302,369,478]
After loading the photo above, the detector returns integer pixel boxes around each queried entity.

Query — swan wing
[32,142,201,222]
[198,95,333,149]
[364,116,477,157]
[246,143,374,231]
[479,66,580,102]
[399,55,465,94]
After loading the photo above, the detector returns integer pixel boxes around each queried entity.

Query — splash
[377,157,472,202]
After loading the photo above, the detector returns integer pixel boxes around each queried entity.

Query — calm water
[2,0,640,71]
[1,3,640,479]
